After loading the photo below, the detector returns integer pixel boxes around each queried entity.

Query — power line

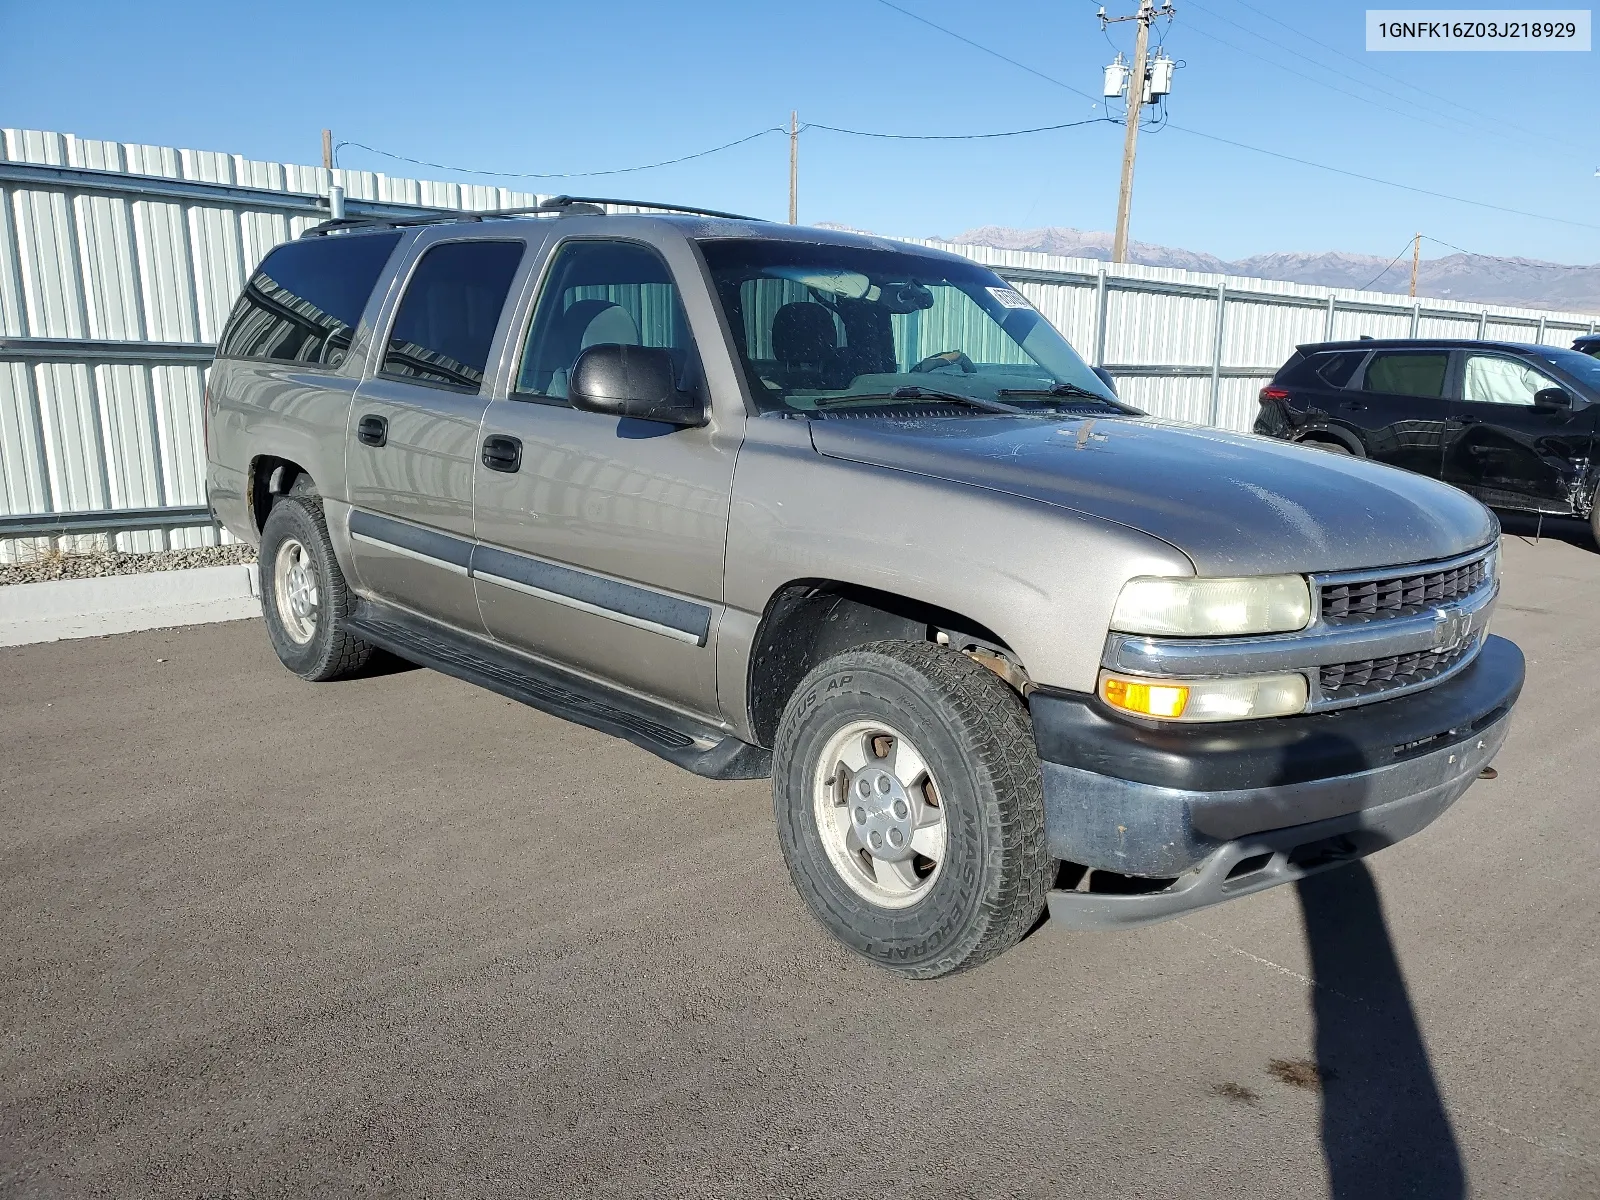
[1357,241,1418,291]
[1164,124,1600,232]
[1175,16,1538,150]
[1176,20,1496,144]
[1419,235,1600,269]
[875,2,1600,235]
[333,127,787,179]
[1215,0,1555,144]
[870,0,1102,104]
[1180,0,1540,149]
[334,118,1118,191]
[804,117,1112,140]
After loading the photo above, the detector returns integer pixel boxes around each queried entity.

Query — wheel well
[745,580,1026,748]
[1297,430,1362,456]
[248,456,316,534]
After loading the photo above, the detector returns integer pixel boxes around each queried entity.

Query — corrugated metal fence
[3,127,1596,561]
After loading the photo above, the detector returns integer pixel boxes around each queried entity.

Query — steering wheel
[911,350,977,375]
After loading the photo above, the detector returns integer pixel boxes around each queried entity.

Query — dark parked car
[1256,338,1600,544]
[1573,333,1600,358]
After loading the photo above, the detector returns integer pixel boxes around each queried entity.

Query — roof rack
[301,194,758,238]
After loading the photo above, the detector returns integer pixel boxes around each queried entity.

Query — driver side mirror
[569,344,706,427]
[1533,386,1572,412]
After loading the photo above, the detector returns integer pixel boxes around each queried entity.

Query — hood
[808,415,1498,575]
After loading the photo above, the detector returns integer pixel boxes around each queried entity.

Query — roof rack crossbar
[540,195,758,221]
[300,194,758,239]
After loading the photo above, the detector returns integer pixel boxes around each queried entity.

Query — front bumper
[1030,634,1524,930]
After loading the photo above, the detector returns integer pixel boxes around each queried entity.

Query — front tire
[258,496,373,681]
[773,641,1054,979]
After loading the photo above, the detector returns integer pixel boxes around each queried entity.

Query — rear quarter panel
[207,357,357,544]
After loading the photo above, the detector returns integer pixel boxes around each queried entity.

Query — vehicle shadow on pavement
[1496,511,1594,552]
[1297,860,1465,1198]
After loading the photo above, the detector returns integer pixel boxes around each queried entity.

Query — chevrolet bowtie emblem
[1433,610,1473,652]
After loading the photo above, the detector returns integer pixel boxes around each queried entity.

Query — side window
[1362,352,1448,399]
[1461,354,1556,407]
[382,240,525,392]
[1311,351,1365,388]
[217,231,401,368]
[516,241,690,401]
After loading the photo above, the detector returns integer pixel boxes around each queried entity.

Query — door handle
[482,434,522,473]
[1457,414,1480,425]
[1340,401,1367,412]
[356,414,388,447]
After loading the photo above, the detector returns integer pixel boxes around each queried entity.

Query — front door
[471,236,739,715]
[1443,351,1595,513]
[346,236,528,632]
[1343,348,1452,476]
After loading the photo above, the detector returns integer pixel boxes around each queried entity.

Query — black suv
[1256,339,1600,543]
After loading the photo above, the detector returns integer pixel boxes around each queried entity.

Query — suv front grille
[1318,638,1479,702]
[1320,556,1489,623]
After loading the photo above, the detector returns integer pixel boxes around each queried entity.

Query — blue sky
[2,0,1596,264]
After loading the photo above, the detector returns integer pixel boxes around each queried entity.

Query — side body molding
[345,509,712,647]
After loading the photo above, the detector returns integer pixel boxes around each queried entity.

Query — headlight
[1099,670,1309,722]
[1111,575,1312,637]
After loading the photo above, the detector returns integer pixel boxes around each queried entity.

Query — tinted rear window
[1311,351,1365,388]
[217,232,401,368]
[1362,352,1448,398]
[382,240,526,392]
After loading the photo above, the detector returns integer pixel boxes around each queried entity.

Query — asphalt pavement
[2,526,1596,1198]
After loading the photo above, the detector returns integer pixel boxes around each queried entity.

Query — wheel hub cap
[272,537,320,645]
[850,769,916,863]
[812,720,948,909]
[286,562,315,619]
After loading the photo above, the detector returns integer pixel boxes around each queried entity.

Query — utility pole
[322,129,333,171]
[1101,2,1175,263]
[1409,231,1421,298]
[789,111,799,225]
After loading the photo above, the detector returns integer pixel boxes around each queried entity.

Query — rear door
[345,234,530,632]
[1442,350,1593,513]
[470,234,740,715]
[1343,349,1451,476]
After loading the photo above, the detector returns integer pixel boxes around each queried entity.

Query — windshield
[696,239,1127,416]
[1533,346,1600,393]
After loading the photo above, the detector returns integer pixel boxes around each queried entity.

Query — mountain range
[941,225,1600,316]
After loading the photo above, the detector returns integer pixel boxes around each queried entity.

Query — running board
[347,600,771,781]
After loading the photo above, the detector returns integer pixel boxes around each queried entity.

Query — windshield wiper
[997,382,1117,402]
[813,386,1023,414]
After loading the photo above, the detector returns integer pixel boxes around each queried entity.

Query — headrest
[557,299,640,359]
[772,302,837,364]
[579,303,640,351]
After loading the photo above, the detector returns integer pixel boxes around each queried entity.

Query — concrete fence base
[0,565,262,647]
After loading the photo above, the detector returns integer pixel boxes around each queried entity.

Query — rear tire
[259,496,373,681]
[772,641,1054,979]
[1303,437,1352,455]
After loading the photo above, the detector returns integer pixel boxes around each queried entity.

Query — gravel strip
[0,544,257,586]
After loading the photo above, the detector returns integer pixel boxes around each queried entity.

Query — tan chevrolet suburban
[205,197,1523,978]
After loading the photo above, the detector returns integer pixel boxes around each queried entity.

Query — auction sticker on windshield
[1366,10,1591,49]
[988,286,1034,309]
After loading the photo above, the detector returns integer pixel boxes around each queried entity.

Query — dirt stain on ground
[1211,1081,1260,1106]
[1268,1057,1333,1091]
